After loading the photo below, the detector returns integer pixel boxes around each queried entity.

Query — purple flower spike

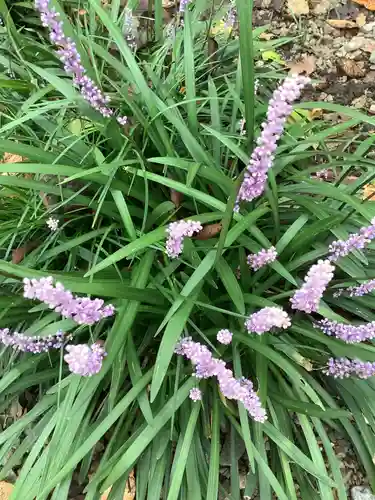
[189,388,202,401]
[35,0,126,122]
[316,318,375,344]
[166,220,203,258]
[175,337,267,422]
[217,329,233,345]
[0,328,68,353]
[328,218,375,262]
[64,343,106,376]
[235,75,310,210]
[324,357,375,379]
[23,277,115,326]
[245,307,291,335]
[290,259,335,313]
[247,246,277,271]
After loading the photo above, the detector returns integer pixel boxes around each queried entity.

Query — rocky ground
[253,0,375,111]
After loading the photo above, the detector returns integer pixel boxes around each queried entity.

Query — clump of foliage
[0,0,375,499]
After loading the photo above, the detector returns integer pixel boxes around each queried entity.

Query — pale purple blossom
[64,342,106,376]
[290,259,335,313]
[245,307,291,335]
[166,220,203,258]
[179,0,190,13]
[328,218,375,262]
[224,5,237,29]
[117,116,128,126]
[46,217,59,231]
[23,277,115,325]
[316,318,375,344]
[189,388,202,401]
[35,0,127,123]
[217,329,233,345]
[0,328,67,353]
[123,8,136,49]
[175,337,266,422]
[335,279,375,298]
[324,357,375,379]
[235,75,310,210]
[247,246,277,271]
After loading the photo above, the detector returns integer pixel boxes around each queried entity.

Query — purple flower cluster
[175,337,266,422]
[189,388,202,401]
[0,328,67,353]
[327,218,375,262]
[217,329,233,345]
[179,0,191,12]
[290,259,335,313]
[64,343,106,376]
[166,220,203,258]
[247,246,277,271]
[335,279,375,298]
[324,357,375,379]
[235,75,310,210]
[245,307,291,335]
[316,318,375,344]
[34,0,127,123]
[23,277,115,325]
[224,5,237,29]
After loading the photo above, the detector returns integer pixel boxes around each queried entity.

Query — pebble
[345,36,367,52]
[360,22,375,34]
[369,104,375,115]
[351,486,375,500]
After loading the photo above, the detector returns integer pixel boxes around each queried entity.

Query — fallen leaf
[0,482,14,499]
[195,223,222,240]
[356,12,367,26]
[288,55,316,75]
[1,153,24,164]
[261,50,285,65]
[259,32,274,40]
[338,59,366,77]
[363,184,375,200]
[327,19,357,28]
[287,0,309,15]
[100,470,135,500]
[170,189,183,207]
[309,108,323,120]
[12,241,39,264]
[353,0,375,10]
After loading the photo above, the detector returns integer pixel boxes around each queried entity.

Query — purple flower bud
[324,357,375,379]
[217,329,233,345]
[175,337,267,422]
[235,75,310,210]
[0,328,67,353]
[23,277,115,325]
[328,218,375,262]
[247,246,277,271]
[316,318,375,344]
[34,0,125,122]
[189,388,202,401]
[290,259,335,313]
[166,220,203,258]
[245,307,291,335]
[64,343,106,376]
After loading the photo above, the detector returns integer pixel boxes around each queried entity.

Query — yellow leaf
[363,184,375,200]
[0,482,14,500]
[100,470,135,500]
[210,21,232,36]
[261,51,285,65]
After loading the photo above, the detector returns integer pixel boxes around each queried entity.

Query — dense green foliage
[0,0,375,499]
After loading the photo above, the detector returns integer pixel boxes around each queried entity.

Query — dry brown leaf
[170,189,183,207]
[1,153,24,164]
[338,59,366,78]
[101,471,135,500]
[12,241,39,264]
[259,32,274,40]
[287,0,309,15]
[327,19,357,28]
[288,55,316,75]
[309,108,323,120]
[353,0,375,10]
[363,184,375,200]
[0,482,14,500]
[356,12,367,26]
[195,223,222,240]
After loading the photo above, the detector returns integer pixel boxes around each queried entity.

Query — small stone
[352,95,367,108]
[345,36,367,52]
[313,0,340,15]
[351,486,375,500]
[369,104,375,114]
[338,59,366,78]
[360,21,375,33]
